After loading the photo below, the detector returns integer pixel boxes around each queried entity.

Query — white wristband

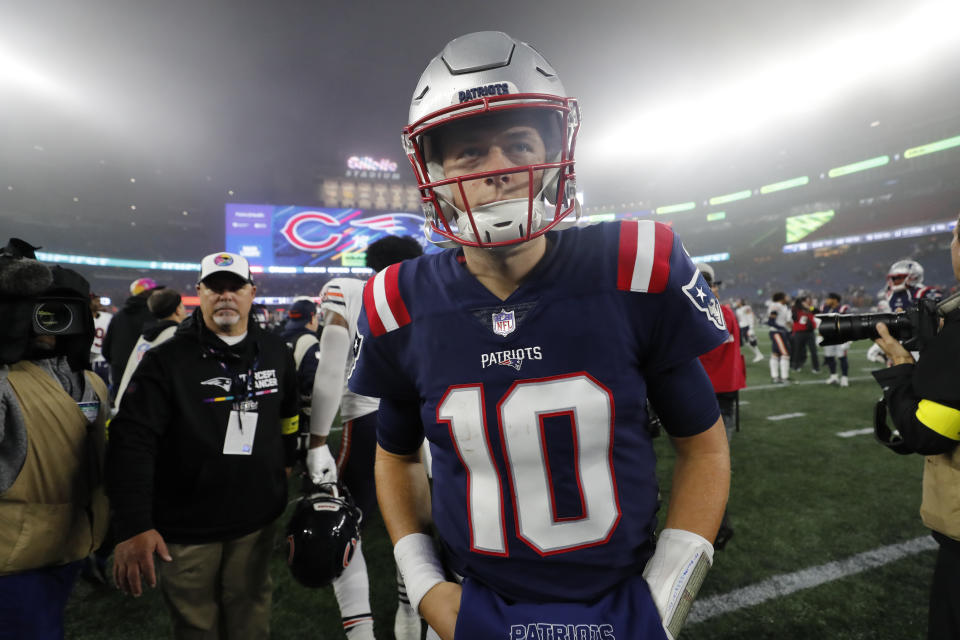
[393,533,445,615]
[643,528,714,640]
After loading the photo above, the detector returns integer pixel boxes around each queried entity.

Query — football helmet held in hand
[286,482,362,588]
[306,444,338,485]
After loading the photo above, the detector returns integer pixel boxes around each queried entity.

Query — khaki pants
[158,523,276,640]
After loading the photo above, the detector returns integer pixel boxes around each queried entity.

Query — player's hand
[113,529,172,597]
[874,322,915,366]
[306,444,338,484]
[418,581,461,640]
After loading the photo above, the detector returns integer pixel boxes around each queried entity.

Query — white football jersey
[766,301,791,330]
[735,304,755,330]
[90,311,113,358]
[319,278,379,422]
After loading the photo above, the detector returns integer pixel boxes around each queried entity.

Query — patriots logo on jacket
[681,271,726,331]
[201,376,233,392]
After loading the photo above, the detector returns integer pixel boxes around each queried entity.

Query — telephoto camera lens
[817,312,913,346]
[32,301,75,334]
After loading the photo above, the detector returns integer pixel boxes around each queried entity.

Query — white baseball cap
[695,262,720,286]
[198,252,253,284]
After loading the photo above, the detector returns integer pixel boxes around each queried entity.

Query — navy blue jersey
[349,220,727,602]
[886,285,942,313]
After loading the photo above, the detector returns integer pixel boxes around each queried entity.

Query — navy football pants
[336,411,379,527]
[453,573,668,640]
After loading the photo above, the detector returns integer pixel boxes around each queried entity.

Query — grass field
[65,342,936,639]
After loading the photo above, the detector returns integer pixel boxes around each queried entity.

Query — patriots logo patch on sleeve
[681,270,726,331]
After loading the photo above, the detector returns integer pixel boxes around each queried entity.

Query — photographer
[871,216,960,640]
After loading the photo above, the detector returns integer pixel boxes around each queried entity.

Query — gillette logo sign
[347,156,398,173]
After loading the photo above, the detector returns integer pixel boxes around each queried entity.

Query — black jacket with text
[106,309,300,544]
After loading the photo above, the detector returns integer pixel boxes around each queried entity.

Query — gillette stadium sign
[345,155,401,179]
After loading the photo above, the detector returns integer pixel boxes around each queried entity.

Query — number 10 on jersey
[437,373,621,557]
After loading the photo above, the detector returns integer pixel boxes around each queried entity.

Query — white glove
[643,528,714,640]
[306,444,338,484]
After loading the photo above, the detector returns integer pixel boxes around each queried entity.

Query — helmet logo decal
[457,82,510,103]
[492,308,516,336]
[281,211,343,251]
[343,537,358,568]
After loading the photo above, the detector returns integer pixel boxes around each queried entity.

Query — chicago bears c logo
[281,212,343,251]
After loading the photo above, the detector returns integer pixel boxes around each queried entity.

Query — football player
[307,236,424,640]
[884,259,942,313]
[766,292,792,384]
[870,260,943,365]
[734,299,764,363]
[820,292,851,387]
[349,31,730,640]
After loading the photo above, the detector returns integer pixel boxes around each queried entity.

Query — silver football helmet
[403,31,581,248]
[886,259,923,292]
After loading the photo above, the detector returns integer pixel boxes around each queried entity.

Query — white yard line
[766,412,807,421]
[688,536,938,625]
[744,375,871,392]
[837,427,874,438]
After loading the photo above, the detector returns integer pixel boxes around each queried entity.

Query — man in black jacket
[107,252,299,640]
[102,277,159,396]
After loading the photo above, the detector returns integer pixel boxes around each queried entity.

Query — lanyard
[202,342,260,420]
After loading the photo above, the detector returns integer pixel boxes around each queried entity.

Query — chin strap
[422,190,580,247]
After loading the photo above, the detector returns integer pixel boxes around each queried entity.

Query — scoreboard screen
[225,204,440,273]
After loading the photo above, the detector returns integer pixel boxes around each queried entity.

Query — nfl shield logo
[492,309,516,336]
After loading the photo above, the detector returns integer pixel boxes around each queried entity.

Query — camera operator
[871,216,960,640]
[0,238,110,638]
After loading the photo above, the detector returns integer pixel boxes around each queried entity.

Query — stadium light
[0,44,86,112]
[760,176,810,194]
[655,202,696,215]
[588,1,960,162]
[782,219,954,253]
[709,190,751,206]
[691,252,730,263]
[904,134,960,159]
[35,252,200,271]
[580,212,617,224]
[827,155,889,178]
[706,212,727,222]
[0,47,65,100]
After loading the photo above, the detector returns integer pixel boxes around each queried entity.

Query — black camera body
[817,297,942,351]
[1,238,94,368]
